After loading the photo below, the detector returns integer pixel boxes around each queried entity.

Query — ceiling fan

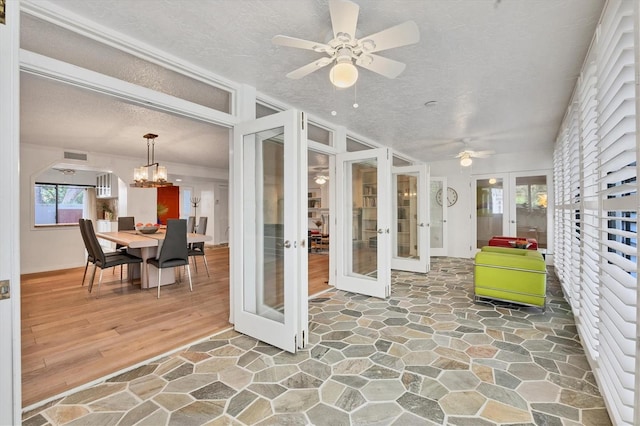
[272,0,420,88]
[455,149,494,167]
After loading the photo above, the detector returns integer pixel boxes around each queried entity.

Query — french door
[474,171,550,250]
[232,110,308,353]
[391,165,430,273]
[335,148,392,298]
[430,177,447,256]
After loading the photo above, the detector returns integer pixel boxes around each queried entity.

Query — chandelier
[132,133,172,187]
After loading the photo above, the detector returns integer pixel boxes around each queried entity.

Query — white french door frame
[335,148,392,299]
[391,164,430,273]
[232,109,308,353]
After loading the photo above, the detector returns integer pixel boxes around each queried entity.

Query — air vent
[63,151,87,161]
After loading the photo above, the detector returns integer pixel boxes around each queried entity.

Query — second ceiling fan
[272,0,420,88]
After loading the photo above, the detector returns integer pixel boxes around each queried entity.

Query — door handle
[301,239,306,248]
[284,240,291,248]
[377,229,384,234]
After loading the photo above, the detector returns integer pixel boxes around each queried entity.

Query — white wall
[20,143,229,273]
[428,148,553,259]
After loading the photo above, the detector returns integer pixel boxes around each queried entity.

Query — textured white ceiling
[20,0,605,168]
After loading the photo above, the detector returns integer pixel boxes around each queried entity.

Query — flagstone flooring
[22,257,612,425]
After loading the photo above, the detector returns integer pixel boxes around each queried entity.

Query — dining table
[96,229,212,289]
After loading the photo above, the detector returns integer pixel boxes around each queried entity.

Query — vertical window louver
[578,59,600,362]
[595,1,636,423]
[554,132,566,287]
[566,107,582,308]
[553,1,637,424]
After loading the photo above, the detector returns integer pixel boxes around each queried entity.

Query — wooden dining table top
[96,230,212,248]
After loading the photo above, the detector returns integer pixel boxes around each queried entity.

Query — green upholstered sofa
[474,246,547,311]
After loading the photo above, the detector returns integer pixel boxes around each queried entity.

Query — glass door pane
[395,173,417,259]
[243,132,285,323]
[515,175,548,248]
[476,177,504,247]
[354,161,378,277]
[430,177,446,256]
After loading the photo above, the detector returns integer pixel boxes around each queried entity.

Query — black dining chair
[115,216,135,278]
[79,218,120,287]
[188,217,210,277]
[83,219,143,297]
[187,216,196,234]
[147,219,192,298]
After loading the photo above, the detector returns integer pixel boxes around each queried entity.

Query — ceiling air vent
[63,151,87,161]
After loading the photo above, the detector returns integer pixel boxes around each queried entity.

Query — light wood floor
[20,247,330,408]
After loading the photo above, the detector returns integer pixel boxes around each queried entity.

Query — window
[34,183,86,225]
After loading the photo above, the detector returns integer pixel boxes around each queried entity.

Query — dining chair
[147,219,192,298]
[79,218,120,287]
[187,216,196,234]
[188,216,210,277]
[83,219,143,297]
[115,216,136,278]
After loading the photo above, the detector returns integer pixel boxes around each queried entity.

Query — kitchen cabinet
[96,173,118,198]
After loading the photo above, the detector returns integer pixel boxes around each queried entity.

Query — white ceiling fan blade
[356,54,406,79]
[272,35,331,53]
[359,21,420,53]
[329,0,360,40]
[472,150,495,158]
[286,57,333,79]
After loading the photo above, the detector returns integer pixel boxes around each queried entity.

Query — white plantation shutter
[578,60,600,361]
[595,1,636,424]
[558,107,582,308]
[553,1,637,424]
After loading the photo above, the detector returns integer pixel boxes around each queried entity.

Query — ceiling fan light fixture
[315,175,327,185]
[460,153,473,167]
[330,60,358,88]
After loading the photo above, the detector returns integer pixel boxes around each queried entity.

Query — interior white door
[232,110,308,353]
[391,165,430,272]
[335,148,391,299]
[430,177,447,256]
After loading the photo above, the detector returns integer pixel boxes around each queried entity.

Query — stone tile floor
[23,257,612,425]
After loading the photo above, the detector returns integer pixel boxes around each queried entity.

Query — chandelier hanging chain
[144,133,158,168]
